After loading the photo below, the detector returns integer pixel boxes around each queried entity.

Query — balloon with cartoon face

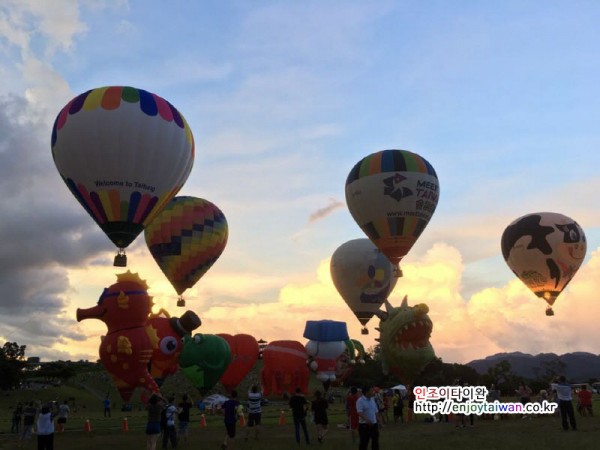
[501,212,587,316]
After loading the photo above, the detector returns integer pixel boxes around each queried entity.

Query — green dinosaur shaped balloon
[376,295,435,384]
[179,333,231,393]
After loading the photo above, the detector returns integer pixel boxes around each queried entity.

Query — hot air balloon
[501,212,587,316]
[147,309,201,386]
[179,334,231,394]
[217,334,259,394]
[345,149,439,276]
[261,340,309,396]
[376,296,435,384]
[304,320,349,388]
[76,271,160,402]
[335,339,366,384]
[51,86,195,266]
[144,196,228,306]
[331,238,398,334]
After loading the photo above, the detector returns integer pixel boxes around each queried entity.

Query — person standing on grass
[11,402,23,433]
[146,393,166,450]
[56,400,69,432]
[346,387,360,443]
[19,402,37,449]
[177,393,193,443]
[222,390,240,449]
[577,385,593,417]
[406,386,415,423]
[162,396,179,449]
[36,404,55,450]
[311,390,329,444]
[392,389,404,424]
[551,376,577,431]
[289,387,310,445]
[103,395,111,417]
[245,385,262,441]
[357,386,380,450]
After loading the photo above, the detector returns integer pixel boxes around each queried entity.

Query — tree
[37,361,77,383]
[480,359,516,395]
[0,341,27,390]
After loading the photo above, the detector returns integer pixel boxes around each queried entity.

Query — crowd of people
[8,399,70,449]
[7,378,595,449]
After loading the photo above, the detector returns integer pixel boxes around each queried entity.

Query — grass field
[1,377,599,450]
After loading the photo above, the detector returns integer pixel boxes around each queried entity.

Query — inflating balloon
[376,296,435,384]
[217,334,259,393]
[304,320,349,386]
[76,271,159,401]
[501,212,587,316]
[179,333,231,393]
[331,238,398,334]
[147,309,201,386]
[335,339,366,383]
[345,149,439,276]
[51,86,195,266]
[261,340,309,396]
[144,196,228,306]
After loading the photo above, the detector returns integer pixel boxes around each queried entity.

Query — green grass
[1,378,600,449]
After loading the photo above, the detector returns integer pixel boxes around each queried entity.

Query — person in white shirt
[37,404,55,450]
[57,400,70,432]
[356,386,380,450]
[550,376,577,431]
[245,385,263,441]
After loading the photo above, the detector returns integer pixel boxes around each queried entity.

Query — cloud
[0,94,112,354]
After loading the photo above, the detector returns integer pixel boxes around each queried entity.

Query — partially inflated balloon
[331,238,397,334]
[144,196,228,306]
[51,86,195,263]
[179,334,231,393]
[501,212,586,316]
[345,150,439,274]
[76,271,159,402]
[261,341,309,396]
[217,334,259,393]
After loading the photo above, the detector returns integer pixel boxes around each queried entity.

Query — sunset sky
[1,1,600,365]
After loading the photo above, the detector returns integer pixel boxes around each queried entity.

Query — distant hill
[466,351,600,382]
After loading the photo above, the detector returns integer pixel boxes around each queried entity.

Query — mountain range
[466,352,600,382]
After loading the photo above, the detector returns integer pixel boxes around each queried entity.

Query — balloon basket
[361,327,368,335]
[113,249,127,267]
[393,265,403,278]
[545,307,554,316]
[177,297,186,307]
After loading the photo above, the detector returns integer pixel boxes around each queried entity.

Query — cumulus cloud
[0,94,113,358]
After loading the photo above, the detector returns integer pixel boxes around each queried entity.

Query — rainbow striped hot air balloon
[51,86,195,266]
[345,149,439,276]
[144,196,228,306]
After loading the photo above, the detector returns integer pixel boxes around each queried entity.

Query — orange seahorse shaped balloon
[77,271,160,401]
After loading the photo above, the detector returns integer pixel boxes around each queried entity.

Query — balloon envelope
[144,196,228,298]
[501,212,586,313]
[51,86,194,250]
[179,334,231,393]
[217,334,259,393]
[260,340,309,396]
[331,238,397,330]
[345,149,439,267]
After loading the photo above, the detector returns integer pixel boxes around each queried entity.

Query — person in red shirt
[346,387,360,443]
[577,385,593,417]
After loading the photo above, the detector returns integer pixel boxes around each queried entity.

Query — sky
[1,0,600,365]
